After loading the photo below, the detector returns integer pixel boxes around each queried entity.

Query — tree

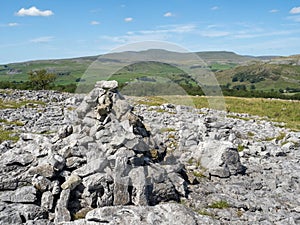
[28,69,57,90]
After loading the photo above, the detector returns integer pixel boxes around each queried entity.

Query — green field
[134,95,300,131]
[1,50,300,97]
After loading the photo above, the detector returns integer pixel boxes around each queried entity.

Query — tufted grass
[133,95,300,131]
[0,99,46,109]
[0,128,19,143]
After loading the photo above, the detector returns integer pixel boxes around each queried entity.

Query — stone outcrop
[0,82,299,224]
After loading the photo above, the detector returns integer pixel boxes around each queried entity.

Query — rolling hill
[0,49,299,96]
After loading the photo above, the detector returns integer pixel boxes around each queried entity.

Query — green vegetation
[134,96,300,131]
[197,210,215,217]
[28,69,57,90]
[0,128,19,143]
[1,51,300,100]
[247,131,255,137]
[237,145,245,152]
[275,132,286,141]
[160,127,176,133]
[193,171,206,178]
[0,99,46,109]
[216,62,300,94]
[208,200,230,209]
[0,119,24,126]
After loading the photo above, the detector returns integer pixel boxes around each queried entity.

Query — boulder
[197,141,246,178]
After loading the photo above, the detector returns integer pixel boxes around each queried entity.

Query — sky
[1,0,300,64]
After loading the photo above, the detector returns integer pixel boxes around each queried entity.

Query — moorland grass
[134,95,300,131]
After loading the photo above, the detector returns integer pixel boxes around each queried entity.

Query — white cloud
[200,30,230,37]
[211,6,219,11]
[156,24,196,33]
[90,21,100,25]
[16,6,54,17]
[124,17,133,22]
[269,9,279,13]
[30,36,54,43]
[99,24,196,44]
[8,23,19,27]
[164,12,174,17]
[290,7,300,14]
[233,30,299,39]
[0,22,20,27]
[287,15,300,22]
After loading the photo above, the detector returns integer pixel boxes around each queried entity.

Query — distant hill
[0,49,299,95]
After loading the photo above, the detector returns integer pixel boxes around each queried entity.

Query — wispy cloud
[16,6,54,17]
[124,17,133,22]
[233,30,299,39]
[90,21,100,25]
[200,30,230,37]
[290,7,300,14]
[211,6,219,11]
[156,24,196,33]
[0,22,20,27]
[99,24,196,44]
[164,12,174,17]
[8,22,19,27]
[269,9,279,13]
[30,36,54,43]
[287,15,300,22]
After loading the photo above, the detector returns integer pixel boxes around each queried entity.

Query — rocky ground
[0,82,299,225]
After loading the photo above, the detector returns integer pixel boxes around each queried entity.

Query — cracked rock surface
[0,82,299,224]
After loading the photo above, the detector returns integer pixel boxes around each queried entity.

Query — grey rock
[54,189,71,223]
[1,186,37,203]
[41,191,54,210]
[113,176,131,205]
[198,140,246,178]
[74,158,108,177]
[61,174,82,190]
[84,203,219,225]
[32,175,52,192]
[49,154,66,171]
[58,125,73,139]
[128,167,150,206]
[95,80,118,90]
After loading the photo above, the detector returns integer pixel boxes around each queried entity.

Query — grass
[262,132,287,142]
[0,128,19,143]
[197,209,215,217]
[0,119,24,126]
[160,127,176,133]
[237,145,245,152]
[134,95,300,131]
[208,200,230,209]
[0,99,46,109]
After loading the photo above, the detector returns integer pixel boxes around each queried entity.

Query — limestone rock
[61,174,82,190]
[198,141,246,178]
[95,80,118,90]
[1,186,37,203]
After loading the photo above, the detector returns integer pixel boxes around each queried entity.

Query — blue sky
[1,0,300,63]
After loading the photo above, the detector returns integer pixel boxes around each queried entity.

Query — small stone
[32,175,51,192]
[61,174,82,190]
[95,80,118,90]
[41,191,54,210]
[28,163,55,178]
[49,154,66,171]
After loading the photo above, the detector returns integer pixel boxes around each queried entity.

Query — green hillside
[216,62,300,93]
[1,49,300,98]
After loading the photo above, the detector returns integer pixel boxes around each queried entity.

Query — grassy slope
[216,63,300,91]
[134,95,300,131]
[0,51,252,85]
[1,50,299,94]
